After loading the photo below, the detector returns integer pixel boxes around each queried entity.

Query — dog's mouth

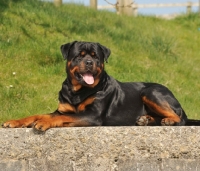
[75,71,95,85]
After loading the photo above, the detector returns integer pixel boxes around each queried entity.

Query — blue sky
[63,0,199,15]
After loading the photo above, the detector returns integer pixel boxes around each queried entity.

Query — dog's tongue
[82,73,94,85]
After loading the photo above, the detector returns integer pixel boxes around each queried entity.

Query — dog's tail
[185,119,200,126]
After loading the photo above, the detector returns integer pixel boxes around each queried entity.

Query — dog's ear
[97,43,111,63]
[60,41,77,60]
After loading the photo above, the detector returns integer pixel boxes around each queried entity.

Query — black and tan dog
[2,41,194,132]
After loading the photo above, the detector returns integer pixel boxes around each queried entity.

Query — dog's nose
[86,60,93,67]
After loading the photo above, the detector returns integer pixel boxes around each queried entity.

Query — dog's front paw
[33,120,51,133]
[161,118,175,126]
[2,120,25,128]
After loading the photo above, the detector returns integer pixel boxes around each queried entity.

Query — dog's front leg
[2,114,51,128]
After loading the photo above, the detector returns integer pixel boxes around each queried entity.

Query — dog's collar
[59,72,108,105]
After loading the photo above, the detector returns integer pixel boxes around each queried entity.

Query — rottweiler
[2,41,190,132]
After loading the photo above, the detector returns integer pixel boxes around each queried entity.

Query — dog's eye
[80,51,86,56]
[91,52,98,59]
[91,52,95,56]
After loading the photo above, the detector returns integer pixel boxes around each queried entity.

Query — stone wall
[0,127,200,171]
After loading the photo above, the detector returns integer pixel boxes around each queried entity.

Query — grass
[0,0,200,122]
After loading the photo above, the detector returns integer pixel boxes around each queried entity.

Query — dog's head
[61,41,111,91]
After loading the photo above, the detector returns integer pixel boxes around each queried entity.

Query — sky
[62,0,199,16]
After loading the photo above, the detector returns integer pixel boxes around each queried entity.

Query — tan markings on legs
[58,103,76,113]
[77,97,95,112]
[34,115,90,131]
[142,96,181,123]
[2,114,52,128]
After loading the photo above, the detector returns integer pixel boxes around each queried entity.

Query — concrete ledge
[0,127,200,171]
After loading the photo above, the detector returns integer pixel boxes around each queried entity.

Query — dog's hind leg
[140,85,187,126]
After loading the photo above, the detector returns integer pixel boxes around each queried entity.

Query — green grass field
[1,0,200,122]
